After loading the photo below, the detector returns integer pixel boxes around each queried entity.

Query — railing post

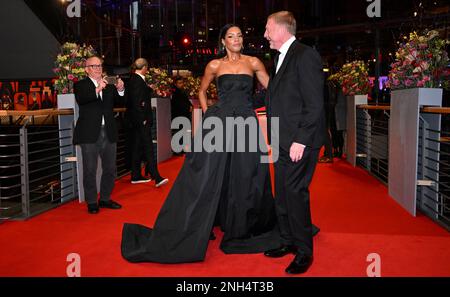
[346,95,368,166]
[417,117,426,210]
[19,125,30,218]
[417,113,441,220]
[71,124,78,199]
[360,109,371,170]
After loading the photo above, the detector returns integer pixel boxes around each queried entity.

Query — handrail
[421,107,450,114]
[0,109,74,116]
[1,106,448,116]
[0,107,127,117]
[356,105,450,114]
[357,104,391,111]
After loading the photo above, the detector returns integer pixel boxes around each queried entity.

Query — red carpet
[0,157,449,277]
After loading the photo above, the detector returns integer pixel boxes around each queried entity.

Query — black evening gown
[121,74,280,263]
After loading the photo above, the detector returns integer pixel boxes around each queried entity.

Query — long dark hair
[217,23,240,58]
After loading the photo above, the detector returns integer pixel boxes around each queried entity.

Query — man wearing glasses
[73,56,125,214]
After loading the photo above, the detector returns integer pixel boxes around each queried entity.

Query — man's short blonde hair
[133,58,148,70]
[268,11,297,35]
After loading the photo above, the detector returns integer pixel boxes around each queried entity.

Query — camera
[104,76,118,85]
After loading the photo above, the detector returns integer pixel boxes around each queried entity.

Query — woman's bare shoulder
[207,58,222,70]
[246,55,263,64]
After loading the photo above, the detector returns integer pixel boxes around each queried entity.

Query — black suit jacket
[73,77,121,144]
[266,40,325,151]
[126,73,153,127]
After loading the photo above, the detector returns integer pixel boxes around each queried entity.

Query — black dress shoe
[264,245,297,258]
[87,203,99,214]
[285,253,313,274]
[98,200,122,209]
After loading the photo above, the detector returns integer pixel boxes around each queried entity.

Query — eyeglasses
[86,64,102,69]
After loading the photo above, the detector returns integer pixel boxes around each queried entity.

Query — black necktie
[273,51,280,75]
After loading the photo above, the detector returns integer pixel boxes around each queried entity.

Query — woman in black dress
[121,24,280,263]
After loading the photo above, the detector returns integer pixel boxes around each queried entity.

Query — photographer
[73,56,124,214]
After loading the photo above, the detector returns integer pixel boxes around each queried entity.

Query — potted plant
[333,60,371,104]
[330,60,371,166]
[388,29,449,108]
[389,30,449,93]
[387,30,449,215]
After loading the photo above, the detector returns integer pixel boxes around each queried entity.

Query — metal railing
[115,110,130,178]
[0,123,76,220]
[354,104,450,230]
[355,105,390,184]
[0,126,22,219]
[417,108,450,229]
[0,109,130,221]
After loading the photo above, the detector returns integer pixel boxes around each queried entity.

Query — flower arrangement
[329,60,371,96]
[53,42,97,94]
[183,76,200,98]
[388,30,450,90]
[327,72,341,85]
[146,67,174,97]
[183,76,218,100]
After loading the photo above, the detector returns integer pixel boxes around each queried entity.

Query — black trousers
[80,127,117,205]
[131,123,161,180]
[274,147,320,256]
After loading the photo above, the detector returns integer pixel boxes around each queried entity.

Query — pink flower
[68,74,75,80]
[405,79,414,87]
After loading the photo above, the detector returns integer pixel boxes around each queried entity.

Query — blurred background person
[170,76,193,155]
[126,58,168,187]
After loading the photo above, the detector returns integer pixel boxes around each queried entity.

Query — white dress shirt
[275,35,296,74]
[136,72,146,81]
